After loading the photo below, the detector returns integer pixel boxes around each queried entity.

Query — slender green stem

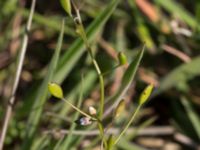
[71,5,106,149]
[62,98,95,120]
[114,105,142,145]
[78,24,106,148]
[98,123,108,150]
[74,12,105,120]
[101,64,120,76]
[62,98,107,148]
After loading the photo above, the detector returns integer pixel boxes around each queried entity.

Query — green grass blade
[59,75,84,150]
[31,134,50,150]
[17,0,120,118]
[181,96,200,140]
[153,56,200,96]
[58,70,97,116]
[53,0,120,83]
[22,19,65,149]
[155,0,199,30]
[104,46,145,116]
[21,8,75,36]
[117,138,144,150]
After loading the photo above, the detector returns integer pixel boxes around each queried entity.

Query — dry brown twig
[162,44,191,63]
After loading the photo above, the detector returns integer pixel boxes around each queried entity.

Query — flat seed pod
[48,82,63,99]
[139,84,154,105]
[107,135,115,150]
[114,99,126,118]
[60,0,72,16]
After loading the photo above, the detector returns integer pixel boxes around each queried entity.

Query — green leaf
[59,75,84,150]
[104,46,145,116]
[18,0,120,118]
[48,82,63,99]
[117,137,145,150]
[21,9,75,36]
[181,96,200,140]
[22,19,65,149]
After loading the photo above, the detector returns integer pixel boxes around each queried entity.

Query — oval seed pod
[89,106,97,115]
[107,135,115,150]
[48,82,63,99]
[114,99,126,118]
[118,52,127,65]
[139,84,154,105]
[60,0,72,17]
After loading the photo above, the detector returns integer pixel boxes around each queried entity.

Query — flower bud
[89,106,97,115]
[75,117,92,126]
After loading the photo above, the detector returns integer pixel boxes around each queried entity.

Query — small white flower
[89,106,97,115]
[75,117,92,126]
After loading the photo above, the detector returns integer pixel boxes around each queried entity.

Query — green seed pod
[48,82,63,99]
[107,135,115,150]
[60,0,72,17]
[114,99,125,118]
[139,84,154,105]
[118,52,127,65]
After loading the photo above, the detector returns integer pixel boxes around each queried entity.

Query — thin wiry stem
[71,5,106,148]
[0,0,36,149]
[74,8,105,120]
[62,98,97,121]
[114,105,142,145]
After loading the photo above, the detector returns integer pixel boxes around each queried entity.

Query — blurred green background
[0,0,200,149]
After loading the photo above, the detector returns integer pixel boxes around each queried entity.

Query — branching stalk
[61,98,96,121]
[70,6,107,148]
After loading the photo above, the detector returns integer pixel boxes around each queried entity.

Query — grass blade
[59,75,84,150]
[22,19,65,149]
[155,0,199,30]
[18,0,120,118]
[181,96,200,140]
[53,0,120,83]
[104,46,145,116]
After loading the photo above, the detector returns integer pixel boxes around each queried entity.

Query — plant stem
[62,97,107,147]
[0,0,36,149]
[74,9,105,120]
[114,105,142,145]
[62,98,95,120]
[101,64,120,76]
[78,23,107,149]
